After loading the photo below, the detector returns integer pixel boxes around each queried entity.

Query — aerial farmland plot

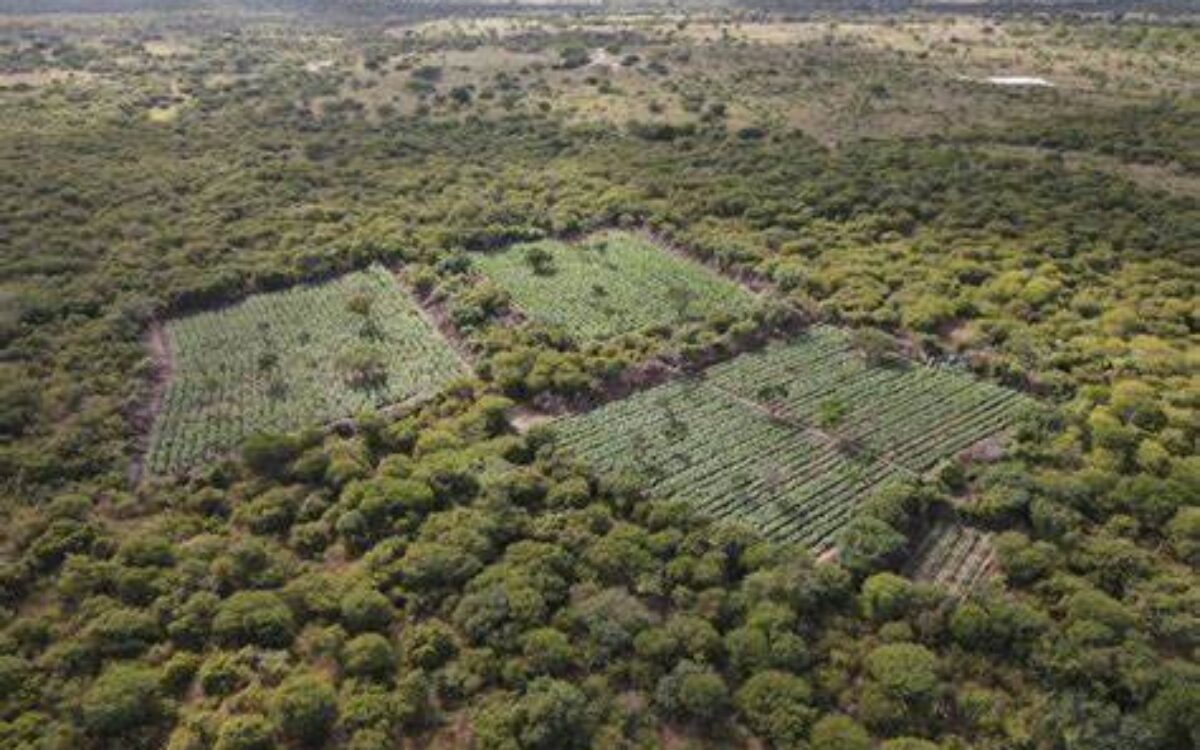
[471,231,760,340]
[906,521,999,596]
[146,266,467,474]
[553,326,1037,550]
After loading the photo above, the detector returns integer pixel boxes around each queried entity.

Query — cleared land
[703,331,1030,472]
[554,326,1035,549]
[471,232,759,340]
[907,521,998,595]
[147,266,466,473]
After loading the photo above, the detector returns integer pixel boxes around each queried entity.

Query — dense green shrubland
[0,13,1196,750]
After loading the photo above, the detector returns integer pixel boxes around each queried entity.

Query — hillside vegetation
[0,8,1196,750]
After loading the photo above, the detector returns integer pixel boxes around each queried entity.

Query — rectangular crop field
[471,232,759,340]
[147,266,467,474]
[701,330,1031,473]
[553,326,1036,550]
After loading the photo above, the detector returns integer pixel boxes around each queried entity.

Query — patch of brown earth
[127,323,174,486]
[392,268,480,371]
[509,406,556,433]
[959,433,1008,464]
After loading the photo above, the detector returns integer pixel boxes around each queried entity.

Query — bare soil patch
[509,406,555,433]
[393,269,480,372]
[127,323,174,486]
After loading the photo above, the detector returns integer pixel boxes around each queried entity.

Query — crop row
[554,328,1034,549]
[472,232,760,341]
[554,378,907,549]
[704,327,1036,471]
[147,266,466,474]
[907,521,997,594]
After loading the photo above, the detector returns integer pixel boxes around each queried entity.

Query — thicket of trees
[0,13,1196,750]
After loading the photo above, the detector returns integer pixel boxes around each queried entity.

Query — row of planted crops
[146,247,1033,559]
[471,232,761,340]
[907,521,999,595]
[147,266,465,474]
[553,327,1036,550]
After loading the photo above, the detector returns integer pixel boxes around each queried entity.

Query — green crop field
[553,326,1036,549]
[907,521,998,595]
[702,328,1033,472]
[471,232,759,340]
[147,266,466,473]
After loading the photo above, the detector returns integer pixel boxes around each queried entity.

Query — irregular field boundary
[138,266,472,479]
[905,519,1000,596]
[466,229,771,342]
[458,227,811,413]
[391,268,481,372]
[127,323,176,486]
[549,327,1037,550]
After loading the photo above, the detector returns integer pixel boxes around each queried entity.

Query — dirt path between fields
[391,269,479,373]
[127,322,174,486]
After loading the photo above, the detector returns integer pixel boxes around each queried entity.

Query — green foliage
[860,573,915,622]
[81,664,164,737]
[242,434,302,478]
[655,660,730,724]
[213,714,275,750]
[402,620,459,670]
[340,587,394,634]
[1167,506,1200,565]
[86,607,162,657]
[473,233,758,341]
[213,591,296,648]
[839,518,908,577]
[199,652,250,697]
[558,328,1030,548]
[735,670,817,746]
[151,267,464,473]
[865,643,940,703]
[342,634,396,681]
[521,627,575,676]
[271,674,338,745]
[881,739,941,750]
[474,678,592,750]
[0,14,1197,750]
[810,714,872,750]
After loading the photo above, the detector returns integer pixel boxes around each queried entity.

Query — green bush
[162,652,201,696]
[242,433,301,477]
[403,620,458,669]
[735,670,816,747]
[810,714,872,750]
[654,660,730,724]
[522,627,575,676]
[882,738,941,750]
[859,573,915,622]
[81,664,164,737]
[342,633,396,681]
[199,652,250,697]
[838,517,907,577]
[865,643,940,703]
[213,714,275,750]
[86,606,162,657]
[213,591,296,648]
[340,587,394,633]
[271,674,338,745]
